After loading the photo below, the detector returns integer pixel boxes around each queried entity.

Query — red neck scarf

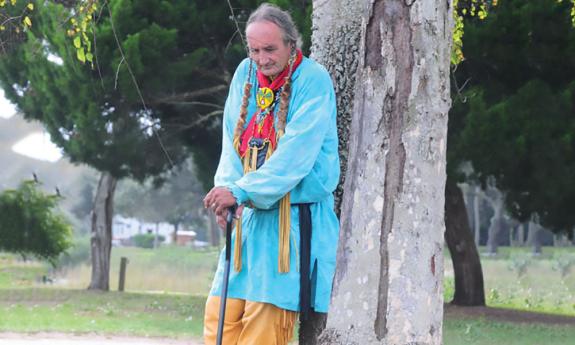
[256,49,303,90]
[238,50,304,157]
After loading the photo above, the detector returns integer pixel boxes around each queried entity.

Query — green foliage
[0,0,312,192]
[453,0,497,64]
[131,233,164,248]
[0,180,72,263]
[0,0,34,30]
[55,235,91,267]
[449,0,575,232]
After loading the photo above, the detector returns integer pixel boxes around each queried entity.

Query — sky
[1,90,62,162]
[11,132,63,163]
[0,89,16,119]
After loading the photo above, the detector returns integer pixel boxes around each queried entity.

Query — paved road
[0,333,201,345]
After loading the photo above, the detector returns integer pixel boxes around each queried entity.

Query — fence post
[118,257,129,292]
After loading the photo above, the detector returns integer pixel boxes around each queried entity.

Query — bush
[0,180,72,264]
[55,236,91,268]
[131,233,165,249]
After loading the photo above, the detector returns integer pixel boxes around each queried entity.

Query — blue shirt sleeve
[231,65,337,209]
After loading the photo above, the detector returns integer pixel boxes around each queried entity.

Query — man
[203,3,340,344]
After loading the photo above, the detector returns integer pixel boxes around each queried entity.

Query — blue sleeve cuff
[228,184,249,205]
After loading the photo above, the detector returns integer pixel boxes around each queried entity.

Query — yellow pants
[203,296,297,345]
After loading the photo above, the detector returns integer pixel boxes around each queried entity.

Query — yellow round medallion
[257,87,274,109]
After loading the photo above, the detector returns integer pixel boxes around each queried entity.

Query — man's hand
[216,205,245,229]
[203,186,238,217]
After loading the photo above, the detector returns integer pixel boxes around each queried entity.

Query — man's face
[246,21,292,79]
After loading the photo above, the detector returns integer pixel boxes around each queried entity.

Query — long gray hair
[246,3,302,49]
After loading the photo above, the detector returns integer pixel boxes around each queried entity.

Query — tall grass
[444,246,575,316]
[4,245,574,315]
[53,246,220,295]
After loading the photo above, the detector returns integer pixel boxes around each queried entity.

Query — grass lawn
[0,288,204,339]
[1,246,575,343]
[2,288,574,344]
[444,317,575,345]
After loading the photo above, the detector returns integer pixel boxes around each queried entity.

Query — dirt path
[0,333,202,345]
[444,304,575,325]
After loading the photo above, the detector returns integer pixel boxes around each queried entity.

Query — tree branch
[152,84,228,105]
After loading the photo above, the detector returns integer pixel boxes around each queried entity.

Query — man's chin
[259,67,279,77]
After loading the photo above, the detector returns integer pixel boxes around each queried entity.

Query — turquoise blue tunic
[209,56,340,313]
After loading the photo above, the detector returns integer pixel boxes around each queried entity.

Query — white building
[112,215,192,246]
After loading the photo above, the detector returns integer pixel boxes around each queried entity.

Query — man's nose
[259,52,271,65]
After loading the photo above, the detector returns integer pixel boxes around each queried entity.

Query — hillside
[0,114,97,220]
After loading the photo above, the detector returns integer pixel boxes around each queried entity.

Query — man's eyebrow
[248,44,277,51]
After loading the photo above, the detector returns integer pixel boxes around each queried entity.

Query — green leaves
[453,0,498,65]
[450,0,575,232]
[68,1,97,64]
[73,36,82,49]
[76,47,86,63]
[0,180,72,265]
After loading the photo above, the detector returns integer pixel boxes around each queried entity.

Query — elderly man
[203,3,340,344]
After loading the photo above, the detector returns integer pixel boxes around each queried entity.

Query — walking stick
[216,205,236,345]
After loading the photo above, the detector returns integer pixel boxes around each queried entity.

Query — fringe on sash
[276,129,291,274]
[233,218,242,272]
[232,131,291,274]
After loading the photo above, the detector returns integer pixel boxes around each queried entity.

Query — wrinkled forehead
[246,21,287,48]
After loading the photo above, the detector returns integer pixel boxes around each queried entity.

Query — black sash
[298,203,312,320]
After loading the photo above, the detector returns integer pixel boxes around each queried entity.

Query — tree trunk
[444,181,485,306]
[516,223,525,246]
[88,171,117,291]
[207,211,220,248]
[473,186,481,246]
[553,233,570,247]
[460,184,474,233]
[299,312,327,345]
[153,222,160,249]
[172,222,179,244]
[303,0,362,342]
[313,1,452,343]
[486,194,504,255]
[527,220,542,255]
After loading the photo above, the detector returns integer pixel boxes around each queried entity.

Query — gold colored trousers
[203,296,297,345]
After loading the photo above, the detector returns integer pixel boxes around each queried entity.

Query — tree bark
[473,186,481,246]
[172,222,179,244]
[301,2,362,342]
[207,211,220,248]
[486,189,504,255]
[527,220,542,255]
[516,223,525,246]
[153,222,160,249]
[88,171,117,291]
[313,1,452,343]
[444,181,486,306]
[460,184,474,233]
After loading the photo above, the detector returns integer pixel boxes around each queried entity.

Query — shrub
[0,180,72,265]
[131,233,165,249]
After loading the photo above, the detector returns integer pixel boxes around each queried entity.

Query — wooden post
[118,257,129,292]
